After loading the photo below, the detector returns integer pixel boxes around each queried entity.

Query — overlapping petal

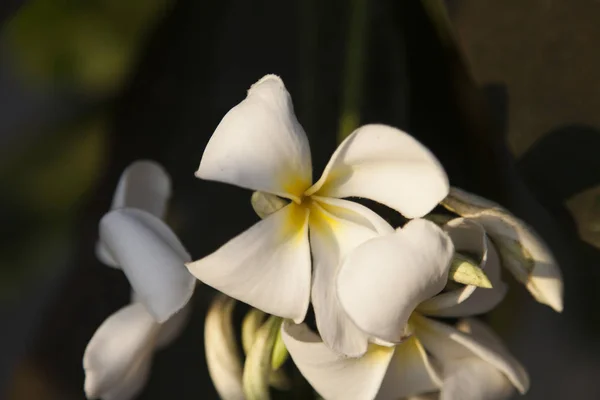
[337,219,454,343]
[418,218,506,317]
[97,160,172,268]
[443,187,563,312]
[187,203,311,322]
[281,322,394,400]
[439,358,514,400]
[309,199,392,357]
[307,124,448,218]
[376,336,442,399]
[196,75,312,201]
[413,315,529,394]
[99,208,195,323]
[110,160,172,218]
[435,319,518,400]
[83,303,159,400]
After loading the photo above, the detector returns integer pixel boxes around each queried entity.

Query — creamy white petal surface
[100,209,195,323]
[436,319,517,400]
[338,219,454,343]
[100,349,152,400]
[376,336,441,399]
[187,204,311,323]
[205,295,245,400]
[418,218,506,317]
[282,322,394,400]
[196,75,312,201]
[439,358,514,400]
[413,315,529,394]
[97,160,172,268]
[443,187,563,312]
[111,160,171,218]
[309,199,391,357]
[83,303,159,400]
[307,124,448,218]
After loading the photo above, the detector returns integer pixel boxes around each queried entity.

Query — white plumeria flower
[186,74,449,356]
[84,161,195,400]
[442,187,563,312]
[282,309,526,400]
[281,217,526,400]
[282,315,528,400]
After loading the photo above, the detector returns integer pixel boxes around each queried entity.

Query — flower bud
[442,187,563,312]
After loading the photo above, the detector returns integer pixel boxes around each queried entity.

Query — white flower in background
[281,216,526,400]
[84,161,196,400]
[442,187,563,312]
[96,161,171,267]
[186,74,449,356]
[84,296,191,400]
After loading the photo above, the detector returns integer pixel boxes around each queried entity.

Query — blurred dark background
[1,0,599,399]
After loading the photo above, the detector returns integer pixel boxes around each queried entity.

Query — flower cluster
[83,75,563,400]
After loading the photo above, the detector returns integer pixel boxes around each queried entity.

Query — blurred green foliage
[0,116,108,298]
[0,0,173,298]
[2,0,171,94]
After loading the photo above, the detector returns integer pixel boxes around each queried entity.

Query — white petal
[418,219,506,317]
[155,301,192,349]
[306,124,448,218]
[83,303,159,400]
[455,318,514,360]
[376,336,442,399]
[413,315,529,394]
[111,160,171,217]
[337,219,454,343]
[187,203,311,323]
[443,187,563,312]
[440,359,515,400]
[309,200,391,357]
[443,318,516,400]
[97,161,172,268]
[101,352,152,400]
[281,322,394,400]
[96,240,120,269]
[204,295,245,400]
[312,196,395,235]
[100,209,194,323]
[196,75,312,201]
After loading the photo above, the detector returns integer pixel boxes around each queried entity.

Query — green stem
[337,0,370,143]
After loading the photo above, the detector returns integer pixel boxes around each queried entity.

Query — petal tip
[528,276,564,313]
[83,371,100,400]
[248,74,284,95]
